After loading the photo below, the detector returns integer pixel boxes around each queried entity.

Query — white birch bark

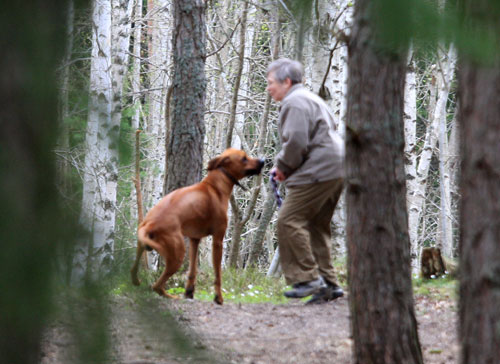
[437,46,457,258]
[142,0,171,210]
[131,0,143,130]
[407,45,456,267]
[305,0,351,258]
[404,50,418,272]
[73,0,134,280]
[74,0,114,280]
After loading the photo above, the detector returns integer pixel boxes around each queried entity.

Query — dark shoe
[306,285,344,305]
[284,278,325,298]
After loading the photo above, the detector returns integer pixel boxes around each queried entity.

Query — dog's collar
[219,167,247,191]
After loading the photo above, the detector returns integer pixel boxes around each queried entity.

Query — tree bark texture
[458,46,500,364]
[143,0,170,210]
[345,1,423,363]
[74,0,114,279]
[165,0,206,193]
[404,51,418,272]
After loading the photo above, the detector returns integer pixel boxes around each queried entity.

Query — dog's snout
[257,158,265,173]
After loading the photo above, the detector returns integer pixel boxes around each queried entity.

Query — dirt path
[41,291,458,364]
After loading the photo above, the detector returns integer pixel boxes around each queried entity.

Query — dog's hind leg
[185,238,200,299]
[212,232,225,305]
[151,234,185,299]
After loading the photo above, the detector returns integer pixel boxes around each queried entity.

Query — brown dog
[130,148,264,304]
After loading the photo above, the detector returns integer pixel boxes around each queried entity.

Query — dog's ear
[207,156,229,171]
[207,156,220,171]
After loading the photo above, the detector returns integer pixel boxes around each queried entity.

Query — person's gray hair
[267,58,303,85]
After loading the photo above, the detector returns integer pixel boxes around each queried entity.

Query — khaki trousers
[277,178,344,285]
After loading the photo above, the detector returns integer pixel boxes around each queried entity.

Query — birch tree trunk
[407,45,456,266]
[404,50,418,272]
[73,0,113,280]
[130,0,143,131]
[73,0,133,280]
[345,0,423,362]
[437,46,457,258]
[143,0,170,209]
[312,0,351,257]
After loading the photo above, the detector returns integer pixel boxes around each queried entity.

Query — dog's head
[207,148,264,180]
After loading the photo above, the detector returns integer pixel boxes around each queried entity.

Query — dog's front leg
[212,232,225,305]
[185,238,200,299]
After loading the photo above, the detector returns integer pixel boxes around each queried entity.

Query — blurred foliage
[0,1,94,363]
[373,0,500,63]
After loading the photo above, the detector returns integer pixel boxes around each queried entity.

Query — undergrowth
[112,264,290,304]
[413,274,458,300]
[111,258,457,304]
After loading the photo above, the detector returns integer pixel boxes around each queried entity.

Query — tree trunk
[420,247,446,279]
[57,0,74,196]
[407,45,456,266]
[74,0,114,280]
[73,0,133,280]
[131,0,143,131]
[293,0,313,63]
[307,0,351,258]
[345,1,423,362]
[436,46,457,258]
[247,191,276,267]
[458,6,500,359]
[0,1,68,362]
[226,0,250,268]
[225,0,248,149]
[165,0,206,193]
[143,0,170,210]
[404,49,418,273]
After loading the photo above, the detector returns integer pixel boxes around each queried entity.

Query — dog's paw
[213,294,224,305]
[131,278,141,286]
[185,287,195,299]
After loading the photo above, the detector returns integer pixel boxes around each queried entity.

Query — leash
[220,167,248,191]
[267,171,282,277]
[270,171,282,208]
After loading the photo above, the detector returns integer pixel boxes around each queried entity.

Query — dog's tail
[131,224,158,286]
[137,225,162,253]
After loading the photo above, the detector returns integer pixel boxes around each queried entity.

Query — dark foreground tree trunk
[0,1,71,363]
[165,0,207,193]
[458,2,500,359]
[345,1,423,363]
[458,66,500,364]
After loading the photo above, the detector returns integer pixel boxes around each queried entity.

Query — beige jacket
[276,84,345,186]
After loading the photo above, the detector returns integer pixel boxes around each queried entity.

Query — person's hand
[270,167,286,182]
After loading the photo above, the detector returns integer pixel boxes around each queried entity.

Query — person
[267,58,345,304]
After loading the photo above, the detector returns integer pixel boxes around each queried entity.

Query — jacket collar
[282,83,304,102]
[279,83,304,111]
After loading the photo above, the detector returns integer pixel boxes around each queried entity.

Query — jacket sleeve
[276,105,310,177]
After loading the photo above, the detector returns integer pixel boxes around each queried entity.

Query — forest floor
[41,282,459,364]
